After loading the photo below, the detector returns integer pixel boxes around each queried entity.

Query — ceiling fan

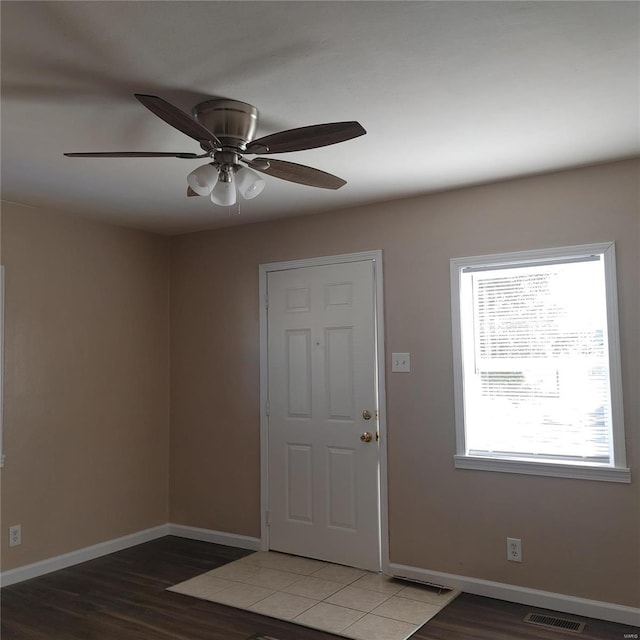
[64,94,366,206]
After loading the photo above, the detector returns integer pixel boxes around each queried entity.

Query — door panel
[286,329,312,417]
[267,260,380,570]
[325,327,354,420]
[286,444,313,522]
[327,446,357,530]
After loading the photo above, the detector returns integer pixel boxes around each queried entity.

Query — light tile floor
[168,551,460,640]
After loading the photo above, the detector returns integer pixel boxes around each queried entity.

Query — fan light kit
[65,95,366,209]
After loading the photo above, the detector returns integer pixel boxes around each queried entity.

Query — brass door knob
[362,410,372,420]
[360,431,373,443]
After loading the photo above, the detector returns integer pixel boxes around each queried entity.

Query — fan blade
[245,121,365,155]
[187,186,200,197]
[64,152,203,158]
[134,94,221,150]
[247,158,346,190]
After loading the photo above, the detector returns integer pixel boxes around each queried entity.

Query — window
[450,243,629,482]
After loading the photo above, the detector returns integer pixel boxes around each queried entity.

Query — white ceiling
[2,1,638,235]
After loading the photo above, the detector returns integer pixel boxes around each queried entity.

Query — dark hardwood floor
[0,536,636,639]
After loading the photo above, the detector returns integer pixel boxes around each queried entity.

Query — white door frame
[259,250,389,573]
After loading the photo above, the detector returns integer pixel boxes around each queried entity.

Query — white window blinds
[458,254,614,465]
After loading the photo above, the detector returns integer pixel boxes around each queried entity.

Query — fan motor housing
[193,99,258,149]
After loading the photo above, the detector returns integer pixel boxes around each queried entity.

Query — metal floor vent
[523,612,586,633]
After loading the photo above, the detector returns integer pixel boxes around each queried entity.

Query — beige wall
[170,159,639,607]
[0,202,170,570]
[0,159,637,607]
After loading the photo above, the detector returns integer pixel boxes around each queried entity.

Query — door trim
[259,251,389,572]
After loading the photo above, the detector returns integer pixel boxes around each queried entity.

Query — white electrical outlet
[507,537,522,562]
[9,524,21,547]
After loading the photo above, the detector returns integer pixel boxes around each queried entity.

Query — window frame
[450,242,630,483]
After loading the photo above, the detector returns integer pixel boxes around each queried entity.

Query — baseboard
[0,524,171,587]
[4,530,634,627]
[0,523,261,588]
[168,523,262,551]
[389,562,640,627]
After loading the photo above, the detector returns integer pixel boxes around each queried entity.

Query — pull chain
[226,194,241,217]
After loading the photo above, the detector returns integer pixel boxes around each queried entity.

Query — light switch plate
[392,352,411,372]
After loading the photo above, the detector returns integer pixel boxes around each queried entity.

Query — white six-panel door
[266,260,380,571]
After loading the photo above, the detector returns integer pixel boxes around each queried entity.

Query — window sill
[454,455,631,483]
